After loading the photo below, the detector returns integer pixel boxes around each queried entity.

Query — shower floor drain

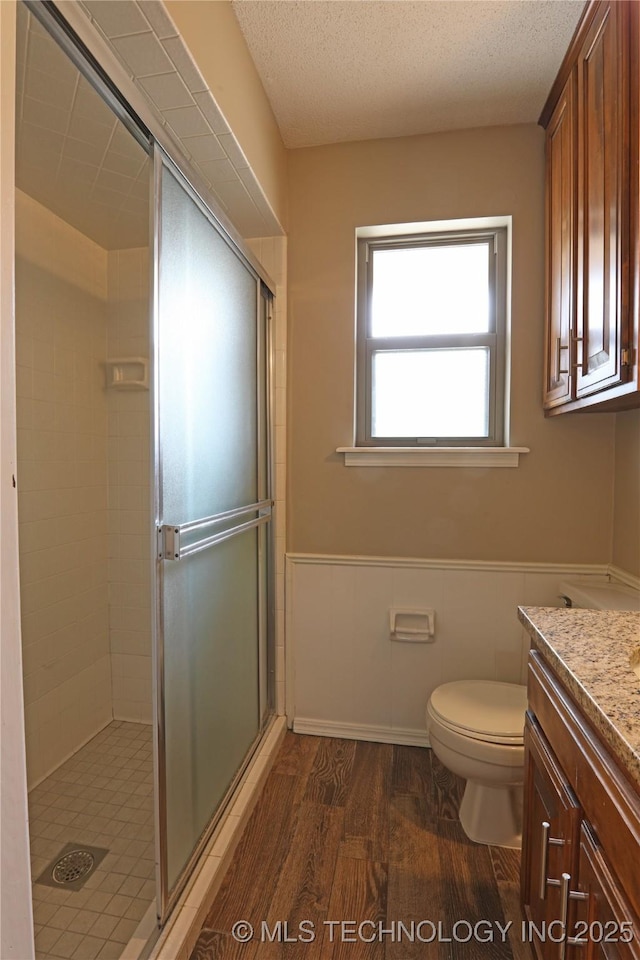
[36,843,109,892]
[53,849,95,884]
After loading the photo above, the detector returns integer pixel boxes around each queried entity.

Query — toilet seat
[426,680,527,847]
[428,680,527,745]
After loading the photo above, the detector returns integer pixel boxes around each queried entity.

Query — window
[356,227,507,447]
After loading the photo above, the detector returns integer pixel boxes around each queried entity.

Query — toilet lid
[429,681,527,744]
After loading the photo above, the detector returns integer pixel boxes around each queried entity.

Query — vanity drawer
[528,650,640,921]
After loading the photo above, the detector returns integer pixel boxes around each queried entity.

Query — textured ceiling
[231,0,586,149]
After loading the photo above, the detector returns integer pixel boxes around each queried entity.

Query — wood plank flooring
[190,734,532,960]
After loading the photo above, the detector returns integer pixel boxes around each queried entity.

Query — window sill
[336,446,530,467]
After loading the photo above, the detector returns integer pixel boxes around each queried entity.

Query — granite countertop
[518,606,640,790]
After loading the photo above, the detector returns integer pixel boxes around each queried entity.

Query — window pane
[371,243,490,337]
[372,349,490,438]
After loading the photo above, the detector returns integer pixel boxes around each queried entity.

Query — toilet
[426,680,528,848]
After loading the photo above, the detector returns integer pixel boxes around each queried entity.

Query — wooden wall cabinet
[521,652,640,958]
[541,0,640,414]
[543,71,576,409]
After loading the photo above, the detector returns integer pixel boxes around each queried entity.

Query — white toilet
[426,680,528,848]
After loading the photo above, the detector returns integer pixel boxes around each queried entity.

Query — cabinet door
[576,0,630,398]
[629,0,640,394]
[566,823,640,960]
[522,715,581,960]
[544,71,577,409]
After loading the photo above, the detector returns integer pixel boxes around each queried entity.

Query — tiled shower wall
[16,194,153,787]
[106,248,152,723]
[16,190,112,787]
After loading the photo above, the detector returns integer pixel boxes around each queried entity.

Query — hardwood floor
[190,735,532,960]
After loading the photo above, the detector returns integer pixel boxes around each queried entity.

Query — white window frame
[356,226,507,448]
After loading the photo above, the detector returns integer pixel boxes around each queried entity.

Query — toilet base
[459,781,523,849]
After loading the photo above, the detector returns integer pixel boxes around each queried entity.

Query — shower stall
[15,3,275,957]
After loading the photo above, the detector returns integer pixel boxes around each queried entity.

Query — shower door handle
[159,499,272,561]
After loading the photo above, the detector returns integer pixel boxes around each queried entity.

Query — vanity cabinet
[521,651,640,959]
[541,0,640,414]
[572,823,639,960]
[522,716,581,958]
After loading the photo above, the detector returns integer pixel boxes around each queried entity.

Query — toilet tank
[557,576,640,611]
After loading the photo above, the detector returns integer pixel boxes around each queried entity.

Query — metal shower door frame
[150,145,276,923]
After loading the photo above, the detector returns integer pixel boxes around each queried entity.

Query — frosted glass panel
[163,530,259,890]
[371,243,490,336]
[159,165,258,522]
[372,349,490,437]
[156,157,267,908]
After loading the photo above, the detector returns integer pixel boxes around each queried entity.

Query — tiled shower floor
[28,721,156,960]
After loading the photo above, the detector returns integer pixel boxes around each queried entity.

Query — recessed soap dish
[105,357,148,390]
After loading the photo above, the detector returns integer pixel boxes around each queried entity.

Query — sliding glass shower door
[153,148,273,917]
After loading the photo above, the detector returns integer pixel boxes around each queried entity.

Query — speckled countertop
[518,607,640,790]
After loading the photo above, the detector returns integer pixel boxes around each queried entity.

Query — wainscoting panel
[286,555,611,744]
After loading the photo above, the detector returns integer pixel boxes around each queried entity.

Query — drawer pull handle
[558,872,589,959]
[539,821,565,900]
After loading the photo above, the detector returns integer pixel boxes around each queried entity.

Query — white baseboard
[609,565,640,591]
[293,717,431,748]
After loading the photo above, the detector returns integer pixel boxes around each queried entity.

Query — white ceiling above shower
[16,4,150,251]
[18,0,283,247]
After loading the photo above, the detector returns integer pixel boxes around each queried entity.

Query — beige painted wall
[613,409,640,578]
[165,0,288,231]
[287,124,616,562]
